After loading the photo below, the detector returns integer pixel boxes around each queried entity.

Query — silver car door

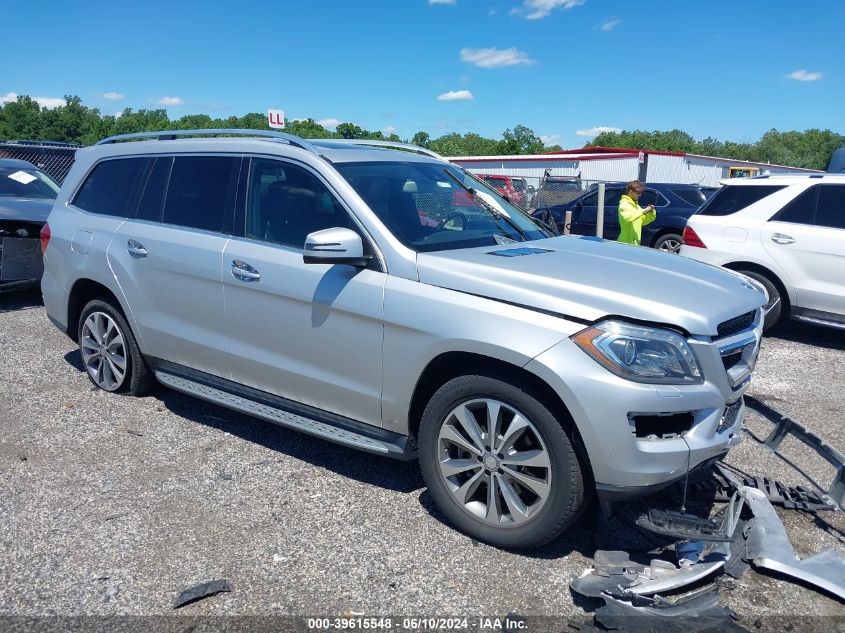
[108,155,238,377]
[222,157,386,427]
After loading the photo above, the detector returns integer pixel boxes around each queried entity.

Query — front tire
[418,375,585,549]
[78,298,152,395]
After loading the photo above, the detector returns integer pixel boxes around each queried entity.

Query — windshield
[337,161,550,252]
[0,166,60,199]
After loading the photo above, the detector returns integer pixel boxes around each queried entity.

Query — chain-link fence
[0,141,80,185]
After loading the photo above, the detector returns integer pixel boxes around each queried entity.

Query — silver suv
[42,130,765,548]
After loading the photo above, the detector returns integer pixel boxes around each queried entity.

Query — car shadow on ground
[768,319,845,351]
[0,287,43,312]
[158,385,427,495]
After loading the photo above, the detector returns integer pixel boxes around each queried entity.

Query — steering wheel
[436,212,467,230]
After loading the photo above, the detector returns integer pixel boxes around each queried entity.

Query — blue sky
[2,0,843,148]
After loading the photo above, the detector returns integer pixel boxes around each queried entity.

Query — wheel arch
[722,261,793,315]
[67,278,130,343]
[407,351,595,485]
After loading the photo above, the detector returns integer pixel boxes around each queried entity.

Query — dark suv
[533,182,715,253]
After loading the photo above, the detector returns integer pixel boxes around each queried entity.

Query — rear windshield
[696,185,785,216]
[670,188,706,207]
[0,166,60,199]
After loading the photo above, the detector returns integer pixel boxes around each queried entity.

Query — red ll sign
[268,109,285,129]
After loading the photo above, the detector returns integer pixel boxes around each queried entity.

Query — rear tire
[418,375,585,549]
[736,270,782,331]
[77,298,153,395]
[653,232,683,254]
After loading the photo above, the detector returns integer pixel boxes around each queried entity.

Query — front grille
[717,398,743,433]
[717,311,755,338]
[722,351,743,371]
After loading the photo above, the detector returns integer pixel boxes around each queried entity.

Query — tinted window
[246,159,354,249]
[136,157,172,222]
[697,185,785,216]
[772,187,816,225]
[815,185,845,229]
[162,156,239,232]
[639,190,660,207]
[73,158,150,217]
[670,188,706,206]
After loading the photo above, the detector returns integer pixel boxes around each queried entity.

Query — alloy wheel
[80,311,127,391]
[658,238,682,254]
[437,398,552,526]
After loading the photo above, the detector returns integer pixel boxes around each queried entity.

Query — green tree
[497,125,544,155]
[336,122,365,139]
[412,131,431,148]
[0,95,43,140]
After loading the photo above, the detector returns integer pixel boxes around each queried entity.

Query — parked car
[681,174,845,331]
[42,129,765,548]
[0,158,59,290]
[533,182,712,253]
[533,175,582,211]
[476,174,527,209]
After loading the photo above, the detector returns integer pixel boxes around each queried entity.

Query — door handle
[231,259,261,282]
[771,233,796,245]
[127,239,147,258]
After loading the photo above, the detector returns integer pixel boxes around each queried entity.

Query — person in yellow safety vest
[617,180,656,246]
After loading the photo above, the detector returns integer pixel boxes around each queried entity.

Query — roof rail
[95,128,317,153]
[312,139,445,161]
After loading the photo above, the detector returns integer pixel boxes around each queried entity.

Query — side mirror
[303,227,370,267]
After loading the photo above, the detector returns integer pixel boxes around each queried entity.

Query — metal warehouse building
[448,146,821,187]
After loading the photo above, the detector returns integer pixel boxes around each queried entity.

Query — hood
[0,198,54,224]
[416,236,765,337]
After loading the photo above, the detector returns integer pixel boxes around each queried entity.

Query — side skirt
[149,358,416,460]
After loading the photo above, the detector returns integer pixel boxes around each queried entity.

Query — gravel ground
[1,289,844,630]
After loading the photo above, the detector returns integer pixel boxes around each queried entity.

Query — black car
[532,182,715,253]
[0,158,59,290]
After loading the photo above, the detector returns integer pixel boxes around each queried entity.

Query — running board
[155,370,414,460]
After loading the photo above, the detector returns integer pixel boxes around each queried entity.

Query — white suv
[681,175,845,331]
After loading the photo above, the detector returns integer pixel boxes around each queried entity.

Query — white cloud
[460,47,534,68]
[101,91,125,101]
[600,19,621,31]
[428,0,456,4]
[575,126,621,137]
[383,125,398,134]
[318,118,340,129]
[540,134,561,145]
[437,90,474,101]
[0,92,64,109]
[156,96,183,106]
[785,69,822,82]
[512,0,585,20]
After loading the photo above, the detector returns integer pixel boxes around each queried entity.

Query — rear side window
[136,157,172,222]
[162,156,239,232]
[73,158,150,217]
[815,185,845,229]
[670,188,706,206]
[771,187,817,224]
[697,185,785,216]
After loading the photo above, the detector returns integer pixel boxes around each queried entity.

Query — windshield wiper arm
[443,169,529,241]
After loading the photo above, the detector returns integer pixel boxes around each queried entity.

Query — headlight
[572,320,703,385]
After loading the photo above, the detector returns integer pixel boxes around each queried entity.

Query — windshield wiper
[443,169,529,242]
